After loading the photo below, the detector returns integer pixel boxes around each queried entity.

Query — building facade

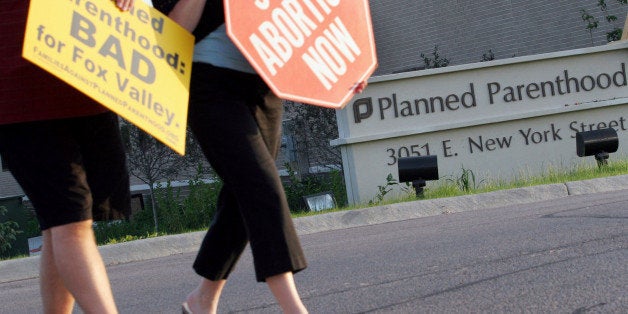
[1,1,626,199]
[370,0,625,75]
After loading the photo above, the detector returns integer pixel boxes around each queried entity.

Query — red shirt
[0,1,108,125]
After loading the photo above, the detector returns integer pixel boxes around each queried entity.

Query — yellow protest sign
[22,0,194,155]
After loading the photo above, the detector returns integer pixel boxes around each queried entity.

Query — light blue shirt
[194,24,256,74]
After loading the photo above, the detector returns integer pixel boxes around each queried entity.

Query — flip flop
[182,302,192,314]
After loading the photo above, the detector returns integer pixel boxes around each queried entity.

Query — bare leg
[40,230,74,314]
[184,278,227,314]
[267,272,308,314]
[45,220,118,314]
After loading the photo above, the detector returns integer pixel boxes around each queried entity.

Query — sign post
[224,0,378,109]
[23,0,194,155]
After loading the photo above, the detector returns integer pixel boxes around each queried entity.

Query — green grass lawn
[293,158,628,218]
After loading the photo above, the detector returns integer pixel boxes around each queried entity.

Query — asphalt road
[0,180,626,313]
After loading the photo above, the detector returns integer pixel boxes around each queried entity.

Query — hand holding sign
[225,0,378,109]
[116,0,136,11]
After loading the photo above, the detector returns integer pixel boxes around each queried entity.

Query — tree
[481,49,496,62]
[581,8,600,45]
[580,0,627,44]
[283,101,343,178]
[120,120,206,232]
[420,45,450,69]
[0,206,20,254]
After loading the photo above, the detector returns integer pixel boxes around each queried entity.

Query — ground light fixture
[303,191,336,212]
[397,155,439,197]
[576,128,619,167]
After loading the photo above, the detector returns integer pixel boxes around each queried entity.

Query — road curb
[294,183,569,234]
[1,174,626,284]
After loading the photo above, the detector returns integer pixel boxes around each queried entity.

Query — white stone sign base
[334,43,628,205]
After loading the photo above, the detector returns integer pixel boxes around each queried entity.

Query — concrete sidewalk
[1,174,627,284]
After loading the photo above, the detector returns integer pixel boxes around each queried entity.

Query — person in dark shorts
[0,0,140,312]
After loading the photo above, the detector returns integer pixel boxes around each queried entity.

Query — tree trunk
[149,185,159,232]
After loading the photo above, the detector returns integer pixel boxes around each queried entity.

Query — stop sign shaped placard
[225,0,377,109]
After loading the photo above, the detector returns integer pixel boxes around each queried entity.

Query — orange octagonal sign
[225,0,378,109]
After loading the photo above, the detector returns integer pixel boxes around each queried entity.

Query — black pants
[188,63,307,282]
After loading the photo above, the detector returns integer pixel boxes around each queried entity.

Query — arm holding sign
[165,0,207,32]
[0,1,140,313]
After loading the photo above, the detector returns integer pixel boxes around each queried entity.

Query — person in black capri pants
[154,1,366,313]
[155,1,308,313]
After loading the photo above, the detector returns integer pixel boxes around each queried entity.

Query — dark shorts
[0,112,130,230]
